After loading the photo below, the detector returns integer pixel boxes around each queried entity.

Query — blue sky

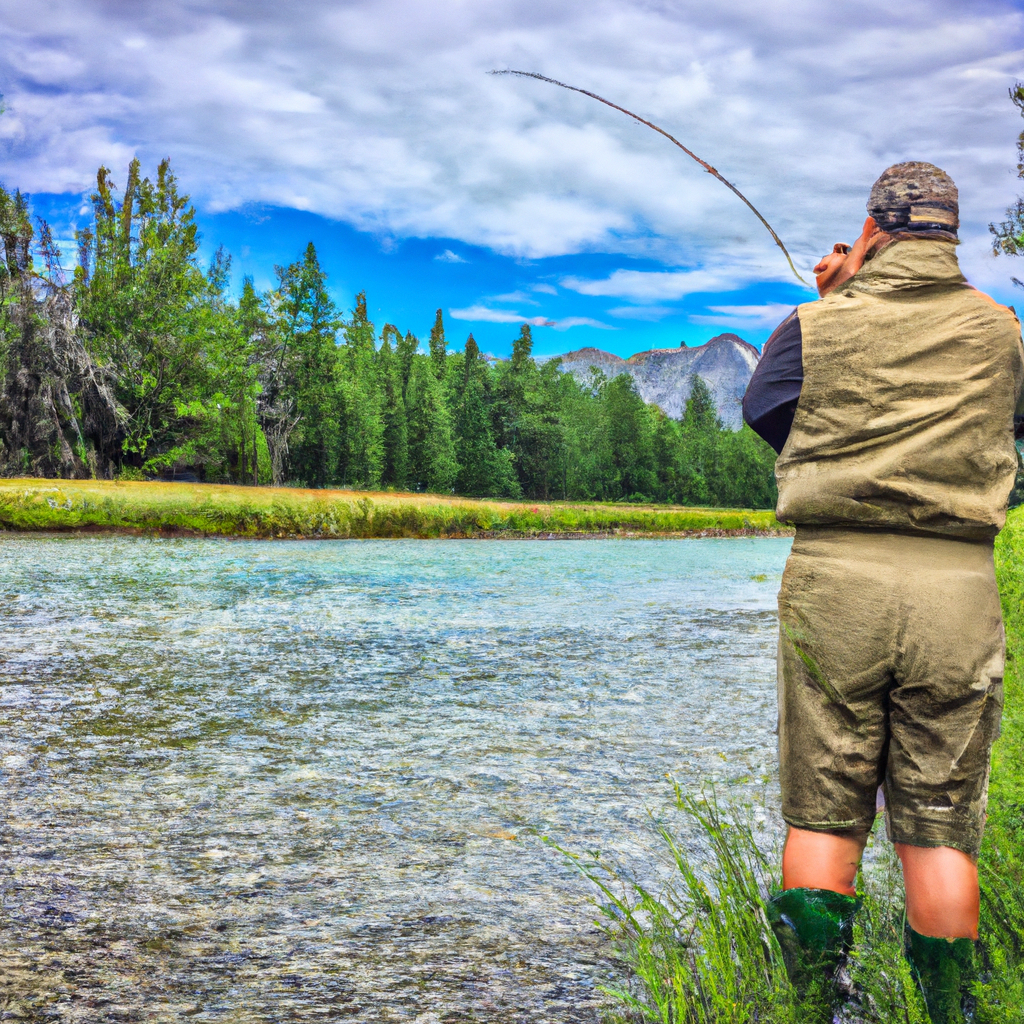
[6,1,1024,358]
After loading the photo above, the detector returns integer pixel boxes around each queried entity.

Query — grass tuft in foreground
[563,506,1024,1023]
[559,786,795,1024]
[569,789,1024,1023]
[0,478,785,539]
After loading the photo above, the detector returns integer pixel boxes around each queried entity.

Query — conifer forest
[0,160,778,508]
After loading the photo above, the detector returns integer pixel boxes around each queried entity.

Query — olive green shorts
[777,527,1005,857]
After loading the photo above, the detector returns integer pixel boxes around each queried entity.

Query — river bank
[0,478,785,539]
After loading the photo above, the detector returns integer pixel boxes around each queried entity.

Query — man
[743,162,1024,1022]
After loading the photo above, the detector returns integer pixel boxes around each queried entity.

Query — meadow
[0,478,785,539]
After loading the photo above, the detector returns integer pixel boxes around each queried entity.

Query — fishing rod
[490,69,809,287]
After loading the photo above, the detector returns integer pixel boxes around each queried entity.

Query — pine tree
[338,290,384,487]
[74,159,232,475]
[428,308,447,381]
[603,373,656,500]
[377,323,409,487]
[455,334,518,496]
[396,330,418,403]
[277,242,341,487]
[236,277,268,485]
[676,374,721,505]
[495,323,533,454]
[406,353,458,492]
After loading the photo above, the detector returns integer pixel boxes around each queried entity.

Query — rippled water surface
[0,535,790,1022]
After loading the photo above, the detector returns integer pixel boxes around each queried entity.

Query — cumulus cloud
[449,305,609,329]
[434,249,467,263]
[1,0,1023,292]
[551,317,614,330]
[449,305,555,326]
[607,305,676,320]
[487,290,539,304]
[563,268,744,300]
[694,302,799,328]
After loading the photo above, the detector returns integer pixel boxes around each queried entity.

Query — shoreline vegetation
[0,478,787,539]
[581,504,1024,1023]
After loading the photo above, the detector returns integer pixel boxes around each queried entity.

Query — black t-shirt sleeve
[742,310,803,455]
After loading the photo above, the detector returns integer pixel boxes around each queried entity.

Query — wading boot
[905,928,978,1023]
[767,887,860,1013]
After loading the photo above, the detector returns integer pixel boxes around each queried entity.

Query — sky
[4,0,1024,358]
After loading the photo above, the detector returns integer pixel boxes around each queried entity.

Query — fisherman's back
[775,238,1023,538]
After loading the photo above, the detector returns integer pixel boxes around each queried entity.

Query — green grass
[0,478,785,539]
[564,506,1024,1023]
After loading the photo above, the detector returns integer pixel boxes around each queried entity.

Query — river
[0,534,790,1022]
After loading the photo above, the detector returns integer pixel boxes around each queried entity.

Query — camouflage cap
[867,162,959,240]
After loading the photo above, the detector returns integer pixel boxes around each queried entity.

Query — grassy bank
[0,478,785,539]
[578,506,1024,1023]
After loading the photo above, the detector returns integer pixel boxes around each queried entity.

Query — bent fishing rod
[490,69,809,287]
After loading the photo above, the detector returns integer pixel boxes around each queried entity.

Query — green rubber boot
[767,887,860,1011]
[905,928,978,1023]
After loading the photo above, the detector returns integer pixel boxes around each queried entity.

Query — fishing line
[490,69,809,286]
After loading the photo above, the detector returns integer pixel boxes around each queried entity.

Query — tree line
[0,159,778,508]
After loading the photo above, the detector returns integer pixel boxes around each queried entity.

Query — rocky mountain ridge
[554,333,761,429]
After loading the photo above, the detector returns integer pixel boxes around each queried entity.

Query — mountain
[553,333,761,429]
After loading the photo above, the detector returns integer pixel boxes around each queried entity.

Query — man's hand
[813,218,892,298]
[831,217,888,292]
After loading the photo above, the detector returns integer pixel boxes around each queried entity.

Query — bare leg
[895,844,979,939]
[782,827,867,896]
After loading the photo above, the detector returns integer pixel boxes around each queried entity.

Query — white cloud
[449,305,556,326]
[700,302,799,327]
[551,316,615,330]
[434,249,467,263]
[563,268,744,300]
[607,305,676,320]
[0,0,1023,291]
[531,283,558,294]
[449,306,609,329]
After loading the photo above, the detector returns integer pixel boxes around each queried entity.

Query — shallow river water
[0,535,791,1023]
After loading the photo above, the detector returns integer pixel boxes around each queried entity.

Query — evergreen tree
[237,277,272,485]
[428,308,448,381]
[378,323,409,487]
[558,367,612,500]
[676,374,722,505]
[494,324,534,463]
[407,353,458,492]
[454,334,518,496]
[397,329,418,402]
[0,188,121,479]
[74,159,228,473]
[339,290,384,487]
[276,242,340,487]
[715,425,778,509]
[603,373,656,499]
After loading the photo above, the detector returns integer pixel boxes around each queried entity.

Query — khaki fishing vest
[775,240,1024,539]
